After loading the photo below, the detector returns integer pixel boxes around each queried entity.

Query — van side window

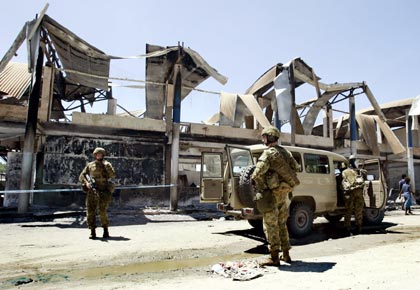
[334,160,347,176]
[304,153,330,174]
[291,152,303,172]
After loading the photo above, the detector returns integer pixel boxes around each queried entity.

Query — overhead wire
[55,67,221,95]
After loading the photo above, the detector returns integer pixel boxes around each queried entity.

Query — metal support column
[289,62,296,146]
[18,47,44,213]
[275,111,281,145]
[349,95,357,156]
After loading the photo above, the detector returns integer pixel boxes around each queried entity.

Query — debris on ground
[13,277,33,286]
[211,260,263,281]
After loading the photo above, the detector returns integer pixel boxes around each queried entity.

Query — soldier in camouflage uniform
[251,127,300,266]
[342,155,366,235]
[79,147,116,239]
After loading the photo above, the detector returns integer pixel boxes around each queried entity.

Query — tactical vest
[84,160,115,193]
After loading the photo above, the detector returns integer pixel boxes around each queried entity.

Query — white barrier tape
[0,184,177,194]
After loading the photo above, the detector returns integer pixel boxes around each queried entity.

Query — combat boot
[89,228,96,239]
[280,249,292,263]
[259,250,280,267]
[103,227,110,238]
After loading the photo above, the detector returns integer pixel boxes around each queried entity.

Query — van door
[225,145,255,208]
[200,152,224,203]
[362,159,387,210]
[226,145,254,177]
[359,159,387,225]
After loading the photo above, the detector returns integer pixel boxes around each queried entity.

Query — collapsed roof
[0,13,228,120]
[204,57,406,155]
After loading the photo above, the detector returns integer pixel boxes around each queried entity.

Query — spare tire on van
[238,165,257,208]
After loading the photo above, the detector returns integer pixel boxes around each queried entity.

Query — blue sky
[1,0,419,124]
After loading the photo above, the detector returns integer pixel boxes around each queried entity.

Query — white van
[200,144,386,237]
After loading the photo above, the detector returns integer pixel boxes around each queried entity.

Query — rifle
[84,173,98,197]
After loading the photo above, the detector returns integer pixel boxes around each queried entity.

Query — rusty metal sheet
[42,15,110,90]
[145,44,227,120]
[218,92,270,128]
[274,68,292,121]
[302,91,337,135]
[238,94,271,128]
[356,114,380,156]
[219,92,237,126]
[374,115,405,154]
[409,96,420,116]
[245,64,281,96]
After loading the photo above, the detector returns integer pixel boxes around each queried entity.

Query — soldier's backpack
[269,146,300,188]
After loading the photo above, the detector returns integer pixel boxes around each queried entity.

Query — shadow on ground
[0,204,225,230]
[216,220,401,252]
[278,260,336,273]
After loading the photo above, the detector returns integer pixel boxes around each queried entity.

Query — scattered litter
[13,277,33,286]
[211,260,263,281]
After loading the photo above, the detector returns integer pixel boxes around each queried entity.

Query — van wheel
[324,213,343,223]
[363,208,385,225]
[288,202,313,237]
[247,219,263,231]
[238,165,257,208]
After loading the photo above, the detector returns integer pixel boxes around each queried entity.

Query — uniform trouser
[86,190,111,229]
[344,187,364,229]
[263,188,291,253]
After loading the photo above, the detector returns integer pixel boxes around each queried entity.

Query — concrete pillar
[170,123,180,210]
[412,116,419,147]
[323,106,332,138]
[170,65,182,211]
[406,111,416,193]
[107,99,117,115]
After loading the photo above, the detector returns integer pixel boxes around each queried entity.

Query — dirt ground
[0,207,420,290]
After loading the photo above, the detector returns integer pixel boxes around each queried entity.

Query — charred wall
[33,135,166,207]
[42,136,165,186]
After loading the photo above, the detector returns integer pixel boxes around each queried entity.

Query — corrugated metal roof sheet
[0,62,31,99]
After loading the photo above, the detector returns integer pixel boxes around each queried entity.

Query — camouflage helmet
[261,126,280,138]
[93,147,106,156]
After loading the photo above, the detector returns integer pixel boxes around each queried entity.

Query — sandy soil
[0,208,419,290]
